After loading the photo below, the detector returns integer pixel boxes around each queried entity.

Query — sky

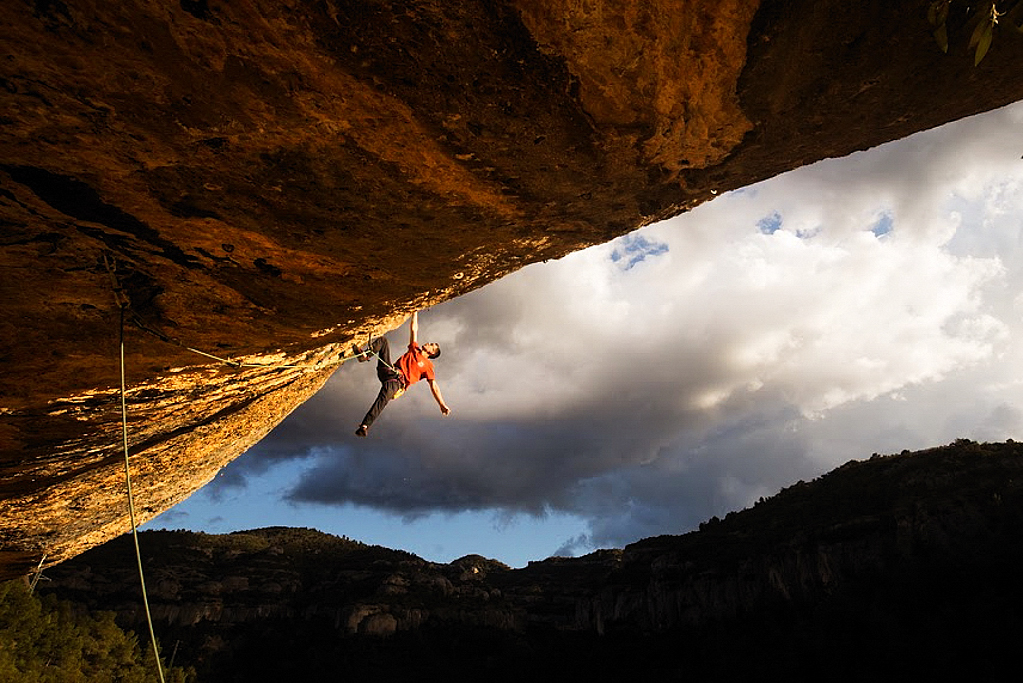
[146,101,1023,568]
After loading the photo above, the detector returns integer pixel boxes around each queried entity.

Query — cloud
[553,533,592,558]
[147,509,189,525]
[209,101,1023,553]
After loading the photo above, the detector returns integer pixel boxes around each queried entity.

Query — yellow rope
[119,306,167,683]
[27,553,47,595]
[129,311,358,371]
[104,252,365,681]
[104,253,358,372]
[140,315,356,370]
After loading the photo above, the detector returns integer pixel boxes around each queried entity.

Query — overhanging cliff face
[3,0,1023,577]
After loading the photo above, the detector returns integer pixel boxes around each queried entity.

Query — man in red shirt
[353,310,451,437]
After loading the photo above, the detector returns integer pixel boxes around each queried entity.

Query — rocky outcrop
[5,1,1023,577]
[0,347,338,578]
[37,441,1023,679]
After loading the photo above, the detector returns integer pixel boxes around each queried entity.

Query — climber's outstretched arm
[409,310,419,347]
[428,379,451,416]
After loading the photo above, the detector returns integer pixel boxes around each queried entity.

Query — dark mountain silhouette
[37,439,1023,681]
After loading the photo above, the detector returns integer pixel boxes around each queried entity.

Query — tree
[0,580,192,683]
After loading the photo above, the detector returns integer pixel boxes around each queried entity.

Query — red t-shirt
[396,343,435,387]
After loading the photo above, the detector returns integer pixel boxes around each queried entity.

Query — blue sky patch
[610,235,669,270]
[757,212,783,235]
[871,212,894,238]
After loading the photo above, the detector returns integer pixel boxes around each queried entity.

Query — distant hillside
[38,440,1023,681]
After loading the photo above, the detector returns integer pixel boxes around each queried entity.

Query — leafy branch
[928,0,1023,64]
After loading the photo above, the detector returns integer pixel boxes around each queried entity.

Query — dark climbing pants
[360,337,405,428]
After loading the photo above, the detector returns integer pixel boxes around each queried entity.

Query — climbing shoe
[355,425,368,437]
[351,344,370,362]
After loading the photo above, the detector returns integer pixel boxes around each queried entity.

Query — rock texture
[38,441,1023,680]
[4,1,1023,575]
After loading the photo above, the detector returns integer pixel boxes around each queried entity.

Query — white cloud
[164,101,1023,562]
[417,101,1023,533]
[437,174,1007,424]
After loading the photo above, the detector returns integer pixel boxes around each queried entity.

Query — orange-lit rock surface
[3,0,1023,577]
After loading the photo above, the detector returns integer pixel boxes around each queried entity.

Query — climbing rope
[361,336,398,373]
[102,252,360,371]
[27,553,47,595]
[100,254,379,682]
[128,309,358,370]
[118,305,167,683]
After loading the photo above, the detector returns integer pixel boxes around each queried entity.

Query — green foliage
[929,0,951,52]
[928,1,1023,64]
[0,580,192,683]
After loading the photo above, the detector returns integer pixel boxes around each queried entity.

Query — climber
[352,310,450,437]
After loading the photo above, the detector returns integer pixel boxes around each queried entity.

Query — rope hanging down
[119,306,167,683]
[28,553,47,595]
[100,253,372,678]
